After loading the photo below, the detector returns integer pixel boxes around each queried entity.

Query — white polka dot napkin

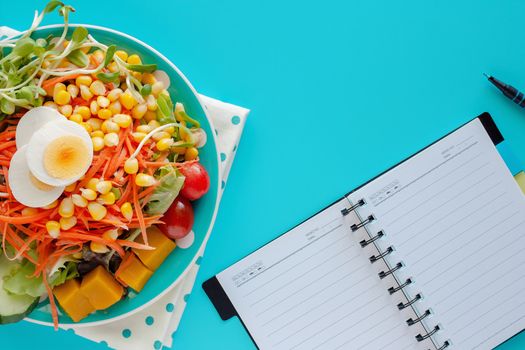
[61,95,249,349]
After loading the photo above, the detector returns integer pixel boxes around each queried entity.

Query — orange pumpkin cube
[133,225,176,270]
[53,279,95,322]
[116,253,153,292]
[80,265,123,310]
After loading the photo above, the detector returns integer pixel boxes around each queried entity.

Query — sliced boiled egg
[15,106,64,149]
[26,119,93,187]
[8,145,65,208]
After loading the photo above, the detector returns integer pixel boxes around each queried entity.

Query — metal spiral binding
[416,325,440,342]
[360,230,384,247]
[378,262,403,279]
[342,198,448,350]
[406,309,431,326]
[397,293,421,310]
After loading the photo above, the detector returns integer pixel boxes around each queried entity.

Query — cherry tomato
[159,196,194,239]
[179,162,210,201]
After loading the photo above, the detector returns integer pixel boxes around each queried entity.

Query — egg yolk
[43,135,90,180]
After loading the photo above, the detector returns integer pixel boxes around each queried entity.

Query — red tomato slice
[179,162,210,201]
[159,196,194,239]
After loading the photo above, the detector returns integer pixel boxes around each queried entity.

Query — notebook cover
[203,112,508,322]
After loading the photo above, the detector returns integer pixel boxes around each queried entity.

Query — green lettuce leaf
[145,165,185,215]
[3,257,78,298]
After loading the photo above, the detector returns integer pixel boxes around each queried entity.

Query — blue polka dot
[196,256,203,265]
[221,180,225,189]
[231,115,241,125]
[166,303,174,312]
[220,153,226,162]
[122,329,132,338]
[145,316,154,326]
[154,340,162,349]
[183,294,190,302]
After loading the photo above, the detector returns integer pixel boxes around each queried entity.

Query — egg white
[15,106,64,149]
[26,119,94,186]
[8,145,65,208]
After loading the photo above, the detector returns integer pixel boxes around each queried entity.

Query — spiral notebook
[203,113,525,350]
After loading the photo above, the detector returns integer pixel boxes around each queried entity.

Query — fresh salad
[0,2,210,327]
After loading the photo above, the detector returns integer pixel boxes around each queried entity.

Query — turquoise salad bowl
[18,24,221,326]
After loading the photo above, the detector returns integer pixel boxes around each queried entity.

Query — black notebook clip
[341,199,365,216]
[352,215,375,232]
[406,309,431,326]
[416,325,441,342]
[369,246,393,263]
[378,261,403,279]
[360,230,384,247]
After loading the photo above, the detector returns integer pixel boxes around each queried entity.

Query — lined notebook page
[347,118,525,349]
[217,199,428,350]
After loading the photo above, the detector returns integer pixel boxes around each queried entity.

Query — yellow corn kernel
[79,85,93,101]
[104,132,119,147]
[131,103,147,119]
[97,96,110,108]
[76,106,91,120]
[120,91,136,110]
[131,132,147,143]
[86,178,100,192]
[67,84,79,98]
[101,120,120,133]
[71,194,88,208]
[120,202,133,221]
[58,104,73,117]
[80,188,97,201]
[108,101,122,115]
[59,216,77,230]
[107,88,123,102]
[136,124,152,134]
[124,158,138,174]
[115,50,128,62]
[102,229,119,241]
[43,101,58,110]
[92,136,104,151]
[164,126,175,134]
[76,75,93,87]
[146,94,158,111]
[185,147,199,161]
[87,202,107,221]
[132,71,143,81]
[108,61,119,73]
[42,199,58,209]
[69,113,83,124]
[90,100,99,115]
[98,108,113,120]
[96,180,113,195]
[112,114,132,128]
[135,173,156,187]
[90,80,106,96]
[21,207,38,216]
[90,241,109,254]
[97,192,116,205]
[142,73,156,85]
[148,120,161,129]
[86,117,103,131]
[152,131,170,141]
[46,221,60,238]
[156,138,174,151]
[91,130,104,138]
[64,182,77,192]
[127,54,142,65]
[54,90,71,105]
[53,83,66,95]
[151,81,164,96]
[81,122,93,133]
[144,110,157,122]
[91,49,105,64]
[58,197,74,218]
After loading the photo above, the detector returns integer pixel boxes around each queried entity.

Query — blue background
[1,0,525,349]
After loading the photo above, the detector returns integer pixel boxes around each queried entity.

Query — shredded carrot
[42,273,59,330]
[132,178,148,245]
[41,74,80,91]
